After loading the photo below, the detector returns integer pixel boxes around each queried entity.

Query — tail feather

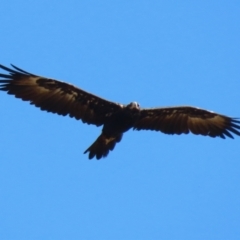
[84,133,123,160]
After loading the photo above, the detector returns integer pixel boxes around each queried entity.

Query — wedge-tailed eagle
[0,64,239,159]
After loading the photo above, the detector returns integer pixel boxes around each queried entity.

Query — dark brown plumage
[0,64,239,159]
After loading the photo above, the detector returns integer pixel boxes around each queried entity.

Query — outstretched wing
[133,106,240,139]
[0,64,123,126]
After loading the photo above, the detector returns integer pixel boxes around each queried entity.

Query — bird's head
[127,102,140,110]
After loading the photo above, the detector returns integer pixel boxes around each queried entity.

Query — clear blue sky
[1,1,240,239]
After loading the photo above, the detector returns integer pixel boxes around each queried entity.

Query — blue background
[0,1,240,239]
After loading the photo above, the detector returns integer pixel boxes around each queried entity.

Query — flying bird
[0,64,239,159]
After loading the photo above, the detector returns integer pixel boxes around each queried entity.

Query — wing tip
[0,63,34,76]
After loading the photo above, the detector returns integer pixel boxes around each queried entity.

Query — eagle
[0,64,239,159]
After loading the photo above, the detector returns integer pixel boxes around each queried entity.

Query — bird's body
[102,102,141,135]
[0,64,239,159]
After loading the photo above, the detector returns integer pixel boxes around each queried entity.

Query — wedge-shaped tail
[84,133,123,159]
